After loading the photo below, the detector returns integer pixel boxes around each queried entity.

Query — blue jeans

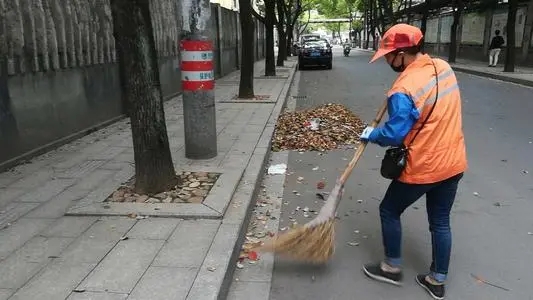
[379,173,463,283]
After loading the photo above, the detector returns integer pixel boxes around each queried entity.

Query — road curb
[450,66,533,88]
[186,59,298,300]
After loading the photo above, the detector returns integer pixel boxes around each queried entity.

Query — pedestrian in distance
[488,30,505,67]
[359,23,468,300]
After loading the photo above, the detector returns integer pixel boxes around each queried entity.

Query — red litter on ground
[248,251,259,261]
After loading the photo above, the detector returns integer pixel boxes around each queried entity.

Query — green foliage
[352,19,363,31]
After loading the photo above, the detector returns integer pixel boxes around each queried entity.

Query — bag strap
[406,60,440,148]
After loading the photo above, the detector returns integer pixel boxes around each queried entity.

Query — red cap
[369,23,423,63]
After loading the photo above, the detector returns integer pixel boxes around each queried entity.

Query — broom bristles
[257,218,336,264]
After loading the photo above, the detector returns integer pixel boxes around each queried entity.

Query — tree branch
[290,5,303,28]
[298,9,311,35]
[252,6,266,23]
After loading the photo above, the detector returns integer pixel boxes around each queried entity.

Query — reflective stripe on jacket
[387,54,468,184]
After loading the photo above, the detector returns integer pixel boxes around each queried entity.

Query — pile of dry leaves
[272,103,366,151]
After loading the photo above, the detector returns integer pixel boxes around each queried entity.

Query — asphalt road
[269,47,533,300]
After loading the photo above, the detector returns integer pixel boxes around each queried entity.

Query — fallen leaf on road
[207,266,216,272]
[470,273,510,291]
[248,251,259,261]
[347,242,359,246]
[271,103,366,151]
[317,181,325,189]
[127,213,137,219]
[316,193,325,200]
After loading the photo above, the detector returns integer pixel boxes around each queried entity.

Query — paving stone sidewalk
[0,58,297,300]
[356,48,533,87]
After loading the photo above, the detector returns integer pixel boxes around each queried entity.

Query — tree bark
[420,0,431,52]
[406,0,413,23]
[378,0,394,26]
[276,0,286,66]
[110,0,176,194]
[521,0,533,63]
[372,0,378,49]
[504,0,518,72]
[448,0,462,63]
[286,24,293,57]
[238,0,255,97]
[264,0,276,76]
[364,0,370,49]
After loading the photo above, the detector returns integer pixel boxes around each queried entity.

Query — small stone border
[219,94,276,104]
[106,171,220,204]
[66,166,245,219]
[254,75,289,79]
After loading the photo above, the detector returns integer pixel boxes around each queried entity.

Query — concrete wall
[407,4,533,65]
[0,0,265,169]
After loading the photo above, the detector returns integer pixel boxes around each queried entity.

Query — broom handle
[338,99,388,185]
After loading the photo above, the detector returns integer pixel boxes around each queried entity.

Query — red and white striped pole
[180,0,217,159]
[180,40,215,91]
[179,37,217,159]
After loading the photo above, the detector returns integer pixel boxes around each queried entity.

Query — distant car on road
[298,39,332,70]
[292,34,323,56]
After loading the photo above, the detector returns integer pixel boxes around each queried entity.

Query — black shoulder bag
[380,61,439,180]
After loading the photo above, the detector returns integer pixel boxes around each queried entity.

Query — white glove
[359,126,374,140]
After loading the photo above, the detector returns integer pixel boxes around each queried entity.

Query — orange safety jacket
[387,54,468,184]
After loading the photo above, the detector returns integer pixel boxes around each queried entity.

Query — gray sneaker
[362,263,403,286]
[416,274,445,300]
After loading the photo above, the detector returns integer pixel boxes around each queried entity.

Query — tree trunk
[378,0,394,26]
[238,0,255,97]
[286,24,294,57]
[504,0,518,72]
[264,0,276,76]
[420,0,431,52]
[406,0,413,23]
[110,0,176,194]
[448,0,462,63]
[276,0,286,66]
[372,0,378,49]
[364,1,371,49]
[521,0,533,63]
[277,27,287,65]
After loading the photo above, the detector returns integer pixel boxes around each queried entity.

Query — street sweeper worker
[358,23,468,300]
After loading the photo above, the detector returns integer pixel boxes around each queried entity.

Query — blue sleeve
[367,93,420,147]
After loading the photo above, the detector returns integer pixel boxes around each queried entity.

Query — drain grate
[291,95,307,99]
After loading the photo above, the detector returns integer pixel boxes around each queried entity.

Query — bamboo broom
[258,99,389,264]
